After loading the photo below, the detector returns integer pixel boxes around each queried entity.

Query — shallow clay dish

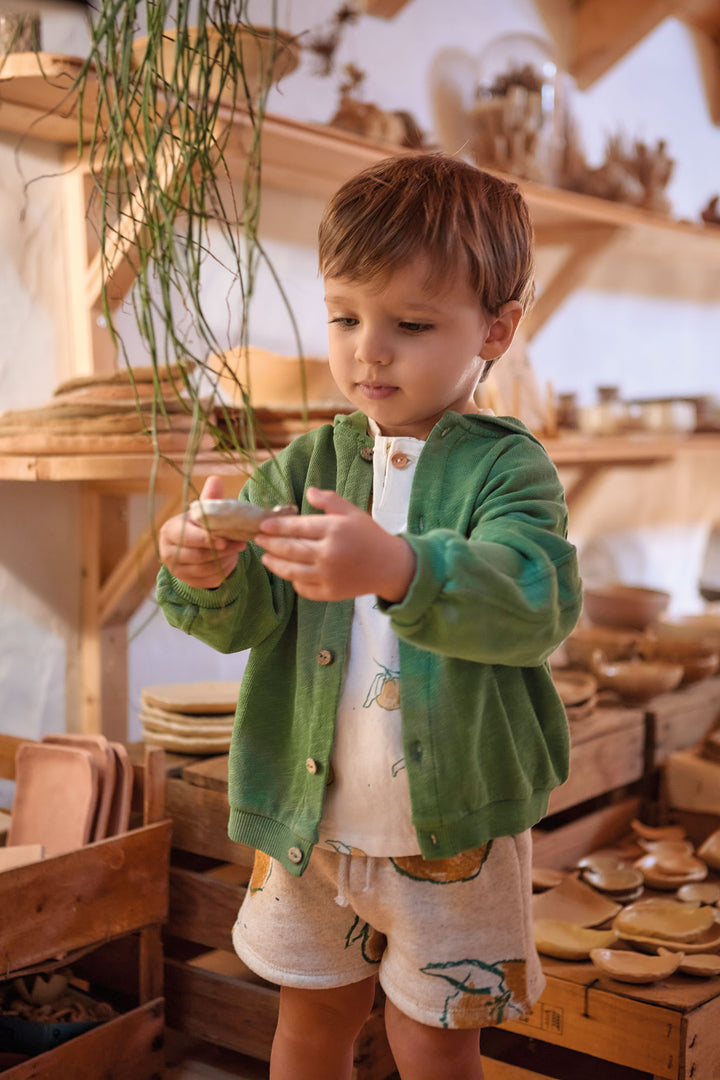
[655,615,720,650]
[669,952,720,977]
[631,820,687,843]
[8,743,99,857]
[614,898,715,942]
[590,653,683,703]
[551,670,598,707]
[563,625,641,668]
[42,733,116,842]
[589,947,681,983]
[141,681,241,715]
[677,882,720,904]
[583,584,671,631]
[189,498,297,541]
[532,875,622,927]
[639,635,720,685]
[582,865,645,895]
[634,853,708,890]
[698,828,720,871]
[532,866,567,892]
[534,919,617,960]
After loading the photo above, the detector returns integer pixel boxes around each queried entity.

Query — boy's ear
[478,301,523,364]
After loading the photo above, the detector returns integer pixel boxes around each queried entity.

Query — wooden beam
[685,21,720,123]
[572,0,676,88]
[98,492,183,627]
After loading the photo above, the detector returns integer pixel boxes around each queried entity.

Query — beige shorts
[232,832,544,1030]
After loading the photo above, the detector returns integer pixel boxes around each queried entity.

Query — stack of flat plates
[140,682,241,754]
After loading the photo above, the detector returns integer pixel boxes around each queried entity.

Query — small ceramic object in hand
[189,499,297,542]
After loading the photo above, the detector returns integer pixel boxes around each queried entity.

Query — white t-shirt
[317,427,425,856]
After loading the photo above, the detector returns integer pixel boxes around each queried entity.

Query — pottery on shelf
[590,651,683,703]
[589,947,682,984]
[634,852,708,890]
[582,584,671,631]
[532,874,623,927]
[665,951,720,977]
[532,866,568,891]
[655,615,720,651]
[631,820,687,843]
[638,634,720,685]
[698,829,720,871]
[563,625,641,668]
[534,919,618,960]
[8,743,99,857]
[677,882,720,904]
[614,898,715,942]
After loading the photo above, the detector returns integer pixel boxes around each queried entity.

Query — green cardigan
[156,410,582,874]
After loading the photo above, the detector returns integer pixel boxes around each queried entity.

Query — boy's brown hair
[318,152,535,315]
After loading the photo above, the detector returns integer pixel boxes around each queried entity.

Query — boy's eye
[399,321,433,333]
[329,316,357,328]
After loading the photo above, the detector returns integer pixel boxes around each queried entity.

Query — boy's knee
[279,977,377,1040]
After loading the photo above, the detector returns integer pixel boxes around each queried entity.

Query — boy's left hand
[255,487,416,603]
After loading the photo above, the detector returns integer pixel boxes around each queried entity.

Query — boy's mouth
[358,382,397,400]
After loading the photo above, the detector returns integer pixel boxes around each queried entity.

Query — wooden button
[288,847,303,864]
[305,757,319,774]
[317,649,334,666]
[390,451,410,469]
[360,447,374,461]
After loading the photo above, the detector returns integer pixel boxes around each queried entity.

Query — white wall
[1,0,719,747]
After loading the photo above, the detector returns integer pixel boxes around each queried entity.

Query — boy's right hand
[159,476,246,590]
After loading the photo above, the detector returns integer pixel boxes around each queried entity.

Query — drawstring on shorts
[334,854,350,906]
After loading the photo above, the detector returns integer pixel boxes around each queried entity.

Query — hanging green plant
[74,0,301,504]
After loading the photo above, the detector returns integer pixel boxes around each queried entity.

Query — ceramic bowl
[583,584,671,631]
[669,952,720,977]
[655,615,720,650]
[590,653,683,704]
[534,919,618,960]
[634,853,708,890]
[589,947,681,984]
[563,625,641,668]
[638,636,720,685]
[551,670,598,707]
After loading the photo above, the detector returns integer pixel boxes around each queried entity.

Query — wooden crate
[0,736,171,1079]
[546,704,646,818]
[162,752,396,1080]
[649,675,720,766]
[498,952,720,1080]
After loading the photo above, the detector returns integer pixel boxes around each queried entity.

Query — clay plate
[634,853,708,890]
[532,875,622,927]
[582,584,670,631]
[590,947,681,983]
[188,499,297,542]
[141,681,241,715]
[107,742,133,836]
[614,898,715,941]
[42,734,116,842]
[534,919,617,960]
[563,625,641,667]
[8,743,99,857]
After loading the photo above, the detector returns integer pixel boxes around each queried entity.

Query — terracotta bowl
[590,653,684,704]
[583,584,671,631]
[563,625,641,668]
[655,615,720,651]
[638,635,720,685]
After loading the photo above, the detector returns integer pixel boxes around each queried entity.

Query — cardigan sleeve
[378,436,582,666]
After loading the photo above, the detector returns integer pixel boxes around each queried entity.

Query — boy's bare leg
[385,996,484,1080]
[269,976,377,1080]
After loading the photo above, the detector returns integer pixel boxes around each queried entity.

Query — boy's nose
[355,330,392,366]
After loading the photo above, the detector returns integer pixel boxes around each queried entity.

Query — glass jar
[471,32,566,186]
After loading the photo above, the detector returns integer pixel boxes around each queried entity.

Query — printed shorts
[232,832,544,1030]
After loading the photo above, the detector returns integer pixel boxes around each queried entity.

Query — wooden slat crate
[649,675,720,766]
[0,736,171,1079]
[162,752,397,1080]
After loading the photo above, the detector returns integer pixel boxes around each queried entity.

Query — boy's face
[324,256,516,440]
